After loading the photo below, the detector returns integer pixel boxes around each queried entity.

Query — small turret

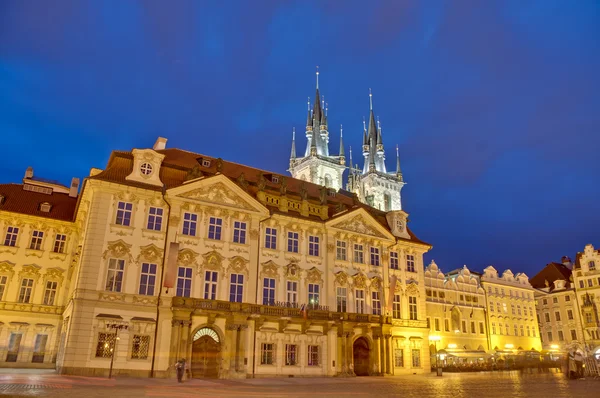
[289,128,297,168]
[338,124,345,165]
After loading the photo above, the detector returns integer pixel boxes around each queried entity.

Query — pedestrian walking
[574,352,584,379]
[175,358,186,383]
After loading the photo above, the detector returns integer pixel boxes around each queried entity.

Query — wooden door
[191,335,220,378]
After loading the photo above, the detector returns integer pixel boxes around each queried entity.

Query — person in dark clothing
[176,358,186,383]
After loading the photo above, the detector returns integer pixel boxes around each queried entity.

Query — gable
[168,174,268,214]
[327,208,394,240]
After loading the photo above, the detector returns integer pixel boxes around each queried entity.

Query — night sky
[1,1,599,276]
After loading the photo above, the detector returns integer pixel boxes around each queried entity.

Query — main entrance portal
[353,337,370,376]
[191,328,220,379]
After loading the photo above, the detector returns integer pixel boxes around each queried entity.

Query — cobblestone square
[0,370,598,398]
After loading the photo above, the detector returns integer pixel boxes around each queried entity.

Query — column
[385,335,391,374]
[373,335,381,375]
[346,333,354,375]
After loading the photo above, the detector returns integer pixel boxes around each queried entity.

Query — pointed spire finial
[316,66,319,89]
[369,88,373,110]
[325,103,328,117]
[362,117,366,131]
[290,127,297,160]
[307,97,310,111]
[322,95,325,110]
[340,124,343,137]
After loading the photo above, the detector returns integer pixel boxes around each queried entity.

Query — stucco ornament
[334,271,348,286]
[331,214,386,238]
[179,182,253,210]
[136,244,164,265]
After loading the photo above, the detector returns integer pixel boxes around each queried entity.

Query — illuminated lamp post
[429,335,442,376]
[107,322,129,379]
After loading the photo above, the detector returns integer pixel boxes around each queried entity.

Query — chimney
[24,167,33,179]
[561,256,573,270]
[153,137,167,151]
[69,178,80,198]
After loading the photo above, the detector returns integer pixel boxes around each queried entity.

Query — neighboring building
[32,137,431,378]
[0,168,79,368]
[573,244,600,354]
[480,266,542,357]
[530,258,585,353]
[424,263,489,365]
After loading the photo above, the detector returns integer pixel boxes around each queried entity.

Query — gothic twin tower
[288,69,405,212]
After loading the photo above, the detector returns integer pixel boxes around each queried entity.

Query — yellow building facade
[572,244,600,357]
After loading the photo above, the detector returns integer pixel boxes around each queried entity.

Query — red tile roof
[529,262,573,290]
[0,183,77,222]
[89,148,429,246]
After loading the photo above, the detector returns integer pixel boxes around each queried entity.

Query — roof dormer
[40,202,52,212]
[125,148,166,187]
[385,210,410,239]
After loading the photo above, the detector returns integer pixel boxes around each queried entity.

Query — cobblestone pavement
[0,369,598,398]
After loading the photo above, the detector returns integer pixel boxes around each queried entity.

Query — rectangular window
[105,258,125,292]
[579,280,584,288]
[393,294,401,319]
[514,324,518,336]
[409,296,418,320]
[390,251,399,269]
[29,230,44,250]
[53,234,67,253]
[0,275,7,300]
[356,289,365,314]
[552,297,558,304]
[520,325,524,336]
[570,329,577,341]
[229,274,244,303]
[233,221,247,244]
[555,311,561,322]
[208,217,222,240]
[590,261,596,271]
[43,281,58,305]
[527,326,530,336]
[336,241,347,261]
[95,332,116,358]
[394,349,404,367]
[471,321,476,334]
[492,323,496,335]
[372,291,381,315]
[517,305,521,316]
[308,236,320,256]
[406,254,415,272]
[261,343,274,365]
[285,344,297,366]
[176,267,192,297]
[18,278,34,303]
[462,320,467,333]
[411,349,421,368]
[131,335,150,359]
[308,283,320,306]
[565,295,571,302]
[567,309,574,320]
[308,345,320,366]
[479,322,485,334]
[6,333,23,362]
[287,281,298,304]
[370,247,380,266]
[4,226,19,247]
[547,331,553,342]
[434,318,440,331]
[116,201,133,226]
[204,271,218,300]
[138,263,157,296]
[263,278,275,305]
[265,228,277,249]
[558,330,564,341]
[336,287,347,312]
[496,303,501,312]
[511,304,515,315]
[287,232,299,253]
[32,334,48,363]
[147,207,163,231]
[353,244,364,263]
[182,212,197,236]
[505,324,509,335]
[445,319,450,332]
[533,329,536,337]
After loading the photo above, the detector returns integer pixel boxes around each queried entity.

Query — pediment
[169,175,268,214]
[327,209,393,240]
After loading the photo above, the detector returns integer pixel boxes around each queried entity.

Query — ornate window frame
[0,261,16,301]
[17,264,42,303]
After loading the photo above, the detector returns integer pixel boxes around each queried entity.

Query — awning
[445,351,491,359]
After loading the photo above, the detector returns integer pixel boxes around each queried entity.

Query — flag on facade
[163,242,180,288]
[300,304,308,319]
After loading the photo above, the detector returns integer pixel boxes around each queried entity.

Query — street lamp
[106,322,129,379]
[429,335,442,376]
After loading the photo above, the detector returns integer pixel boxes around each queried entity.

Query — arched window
[324,174,332,188]
[193,327,219,343]
[384,193,391,211]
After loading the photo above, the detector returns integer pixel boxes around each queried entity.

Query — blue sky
[1,0,599,276]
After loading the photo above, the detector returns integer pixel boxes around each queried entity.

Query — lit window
[53,234,66,253]
[265,228,277,249]
[202,159,211,167]
[287,281,297,304]
[285,344,297,366]
[18,278,34,303]
[372,291,381,315]
[204,271,218,300]
[0,275,7,300]
[115,202,133,226]
[589,261,596,271]
[479,322,485,334]
[105,258,125,292]
[176,267,192,297]
[370,247,380,266]
[336,241,347,261]
[147,207,163,231]
[353,244,364,263]
[95,332,116,358]
[287,232,299,253]
[208,217,222,240]
[43,281,58,305]
[336,287,347,312]
[395,349,404,367]
[434,318,440,331]
[308,345,320,366]
[308,236,320,256]
[4,226,19,247]
[233,221,247,244]
[229,274,244,303]
[411,349,421,368]
[445,319,450,332]
[139,263,157,296]
[308,283,320,307]
[29,230,44,250]
[390,251,399,269]
[131,335,150,359]
[263,278,275,305]
[406,255,415,272]
[182,213,197,236]
[261,343,274,365]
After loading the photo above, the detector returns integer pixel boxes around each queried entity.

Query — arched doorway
[353,337,370,376]
[191,327,220,378]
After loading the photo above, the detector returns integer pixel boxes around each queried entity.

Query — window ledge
[110,224,135,236]
[49,252,68,261]
[24,248,44,258]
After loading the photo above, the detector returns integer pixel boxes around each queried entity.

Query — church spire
[290,128,296,160]
[396,145,403,181]
[339,124,345,165]
[306,97,312,127]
